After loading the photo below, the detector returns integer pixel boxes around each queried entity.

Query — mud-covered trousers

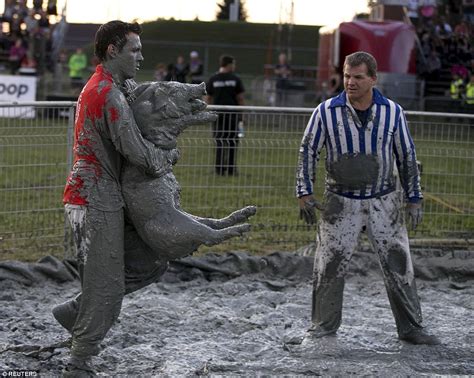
[213,112,239,175]
[64,204,167,359]
[311,190,424,337]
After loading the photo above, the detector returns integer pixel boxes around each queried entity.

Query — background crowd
[1,0,473,106]
[414,6,473,102]
[0,0,59,76]
[153,51,204,84]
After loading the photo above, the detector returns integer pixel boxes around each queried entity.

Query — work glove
[406,201,423,230]
[298,196,324,225]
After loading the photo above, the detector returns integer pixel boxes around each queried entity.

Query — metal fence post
[63,104,76,259]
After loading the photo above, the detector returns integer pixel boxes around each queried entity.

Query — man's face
[114,32,143,81]
[343,63,376,103]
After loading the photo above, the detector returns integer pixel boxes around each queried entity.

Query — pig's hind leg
[140,208,252,260]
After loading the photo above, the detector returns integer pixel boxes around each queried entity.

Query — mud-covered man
[296,51,440,345]
[57,21,176,375]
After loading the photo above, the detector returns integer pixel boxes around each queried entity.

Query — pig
[121,81,256,266]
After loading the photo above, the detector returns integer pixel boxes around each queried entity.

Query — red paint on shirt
[63,65,114,205]
[109,106,119,123]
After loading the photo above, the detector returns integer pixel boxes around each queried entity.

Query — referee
[296,51,440,345]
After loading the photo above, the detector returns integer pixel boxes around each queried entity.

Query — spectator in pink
[454,20,471,38]
[8,38,27,74]
[451,62,469,82]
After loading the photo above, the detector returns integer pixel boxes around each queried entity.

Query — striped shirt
[296,88,422,202]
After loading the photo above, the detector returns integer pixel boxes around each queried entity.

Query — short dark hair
[344,51,377,77]
[94,20,142,62]
[220,55,235,67]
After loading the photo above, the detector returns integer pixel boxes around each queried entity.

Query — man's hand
[406,201,423,230]
[167,148,180,165]
[146,148,180,178]
[298,195,325,225]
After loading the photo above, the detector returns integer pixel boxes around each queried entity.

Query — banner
[0,75,38,119]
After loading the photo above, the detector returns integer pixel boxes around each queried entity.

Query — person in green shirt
[465,74,474,106]
[450,72,464,100]
[69,47,88,89]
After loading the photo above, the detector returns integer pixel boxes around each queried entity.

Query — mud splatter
[327,153,379,191]
[387,246,407,275]
[322,194,344,224]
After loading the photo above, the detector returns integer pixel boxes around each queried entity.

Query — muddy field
[0,250,473,376]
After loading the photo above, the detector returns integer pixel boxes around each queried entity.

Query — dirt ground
[0,250,473,376]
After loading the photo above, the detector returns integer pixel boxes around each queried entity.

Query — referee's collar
[328,88,390,108]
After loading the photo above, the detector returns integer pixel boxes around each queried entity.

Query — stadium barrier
[0,102,473,260]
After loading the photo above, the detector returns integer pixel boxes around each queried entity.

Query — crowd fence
[0,102,473,261]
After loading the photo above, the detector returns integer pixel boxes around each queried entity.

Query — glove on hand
[299,197,324,225]
[406,202,423,230]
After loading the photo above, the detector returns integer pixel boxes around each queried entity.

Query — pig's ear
[198,82,207,96]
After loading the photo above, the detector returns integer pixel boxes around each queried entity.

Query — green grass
[1,112,473,262]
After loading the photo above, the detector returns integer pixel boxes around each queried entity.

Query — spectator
[435,16,452,38]
[420,32,432,58]
[164,63,174,81]
[0,29,12,54]
[47,0,57,15]
[153,62,168,81]
[274,52,291,106]
[19,50,37,76]
[450,72,464,99]
[8,38,26,74]
[327,65,343,96]
[37,10,50,32]
[54,49,68,92]
[407,0,419,26]
[466,74,474,105]
[68,47,87,89]
[33,0,43,13]
[1,0,15,25]
[425,50,442,80]
[454,20,470,38]
[457,36,472,65]
[16,0,29,21]
[188,50,204,84]
[23,9,38,36]
[206,55,245,176]
[450,62,469,82]
[169,55,189,83]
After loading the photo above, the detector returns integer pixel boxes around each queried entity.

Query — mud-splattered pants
[311,190,424,337]
[64,204,167,359]
[213,112,239,176]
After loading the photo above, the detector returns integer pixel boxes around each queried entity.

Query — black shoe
[305,324,337,338]
[62,356,96,377]
[399,328,441,345]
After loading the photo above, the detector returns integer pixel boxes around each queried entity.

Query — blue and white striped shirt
[296,89,422,202]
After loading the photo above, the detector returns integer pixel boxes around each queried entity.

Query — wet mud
[0,251,472,376]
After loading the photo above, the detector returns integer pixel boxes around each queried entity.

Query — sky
[7,0,369,27]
